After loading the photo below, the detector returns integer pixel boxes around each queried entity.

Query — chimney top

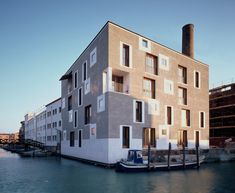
[182,24,194,58]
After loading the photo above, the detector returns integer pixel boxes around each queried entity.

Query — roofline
[209,82,235,92]
[108,21,208,67]
[60,20,208,78]
[60,21,109,78]
[46,97,62,107]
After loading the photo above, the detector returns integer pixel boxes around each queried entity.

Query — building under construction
[209,82,235,147]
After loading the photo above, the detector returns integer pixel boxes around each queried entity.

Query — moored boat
[116,150,204,172]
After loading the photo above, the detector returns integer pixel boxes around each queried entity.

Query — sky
[0,0,235,133]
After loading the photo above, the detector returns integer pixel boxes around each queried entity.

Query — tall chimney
[182,24,194,58]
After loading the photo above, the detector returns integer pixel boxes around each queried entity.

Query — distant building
[24,98,62,151]
[19,121,25,143]
[0,133,19,143]
[60,21,209,165]
[209,83,235,147]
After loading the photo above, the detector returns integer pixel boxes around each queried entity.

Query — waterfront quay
[0,148,235,193]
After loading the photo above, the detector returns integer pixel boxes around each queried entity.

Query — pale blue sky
[0,0,235,132]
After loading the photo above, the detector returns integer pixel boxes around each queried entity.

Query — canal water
[0,148,235,193]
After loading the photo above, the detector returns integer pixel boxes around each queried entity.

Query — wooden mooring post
[147,143,150,170]
[196,144,200,168]
[183,143,186,169]
[167,142,171,170]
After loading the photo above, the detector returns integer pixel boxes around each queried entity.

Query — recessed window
[68,96,72,111]
[83,61,87,81]
[166,106,173,125]
[90,124,96,139]
[178,65,187,84]
[145,54,158,75]
[74,110,78,128]
[164,79,174,95]
[142,39,148,48]
[70,131,75,147]
[148,99,160,115]
[62,98,65,109]
[84,78,90,95]
[143,78,155,99]
[122,126,130,148]
[199,112,205,128]
[194,71,200,88]
[178,87,187,105]
[143,128,155,148]
[78,130,82,147]
[134,100,144,123]
[122,44,130,67]
[90,47,97,67]
[68,110,73,122]
[177,130,188,147]
[182,109,190,127]
[112,75,123,93]
[97,94,105,113]
[78,87,83,106]
[85,105,91,125]
[74,71,78,89]
[159,54,169,71]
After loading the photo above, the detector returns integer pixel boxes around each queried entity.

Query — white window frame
[181,109,190,127]
[199,111,205,128]
[148,99,160,115]
[139,37,151,52]
[194,70,201,89]
[120,41,132,68]
[78,87,83,107]
[82,61,88,82]
[133,100,145,123]
[165,105,174,126]
[159,54,169,71]
[164,79,174,95]
[97,94,105,113]
[74,70,78,89]
[90,47,97,67]
[68,110,73,123]
[120,125,132,149]
[84,78,90,95]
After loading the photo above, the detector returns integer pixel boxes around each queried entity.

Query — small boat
[116,149,204,172]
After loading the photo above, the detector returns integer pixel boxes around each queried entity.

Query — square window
[90,47,97,67]
[142,39,148,48]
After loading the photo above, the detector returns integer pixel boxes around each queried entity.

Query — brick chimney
[182,24,194,58]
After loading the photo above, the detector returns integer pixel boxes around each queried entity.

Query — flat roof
[46,97,61,107]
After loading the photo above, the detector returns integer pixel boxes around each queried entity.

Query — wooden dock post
[167,142,171,170]
[183,143,186,169]
[148,143,150,170]
[196,144,199,168]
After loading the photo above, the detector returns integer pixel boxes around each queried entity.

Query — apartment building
[24,98,62,151]
[209,83,235,147]
[60,21,209,165]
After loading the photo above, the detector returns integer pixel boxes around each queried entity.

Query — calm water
[0,148,235,193]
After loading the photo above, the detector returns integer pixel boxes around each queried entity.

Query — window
[90,47,97,67]
[145,54,158,75]
[85,105,91,125]
[177,130,188,147]
[182,109,190,127]
[97,94,105,113]
[47,123,51,129]
[47,136,51,141]
[59,120,62,127]
[69,110,73,122]
[178,87,187,105]
[112,75,123,92]
[148,99,160,115]
[74,110,78,128]
[143,78,155,99]
[134,100,144,123]
[122,126,130,148]
[178,66,187,84]
[159,54,169,71]
[74,71,78,89]
[78,87,83,106]
[194,71,200,88]
[70,131,75,147]
[83,61,87,81]
[78,130,82,147]
[68,96,72,111]
[62,98,65,109]
[199,112,205,128]
[47,111,51,117]
[142,39,148,48]
[84,78,90,95]
[59,107,62,113]
[122,44,130,67]
[164,79,174,95]
[143,128,155,148]
[166,106,173,125]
